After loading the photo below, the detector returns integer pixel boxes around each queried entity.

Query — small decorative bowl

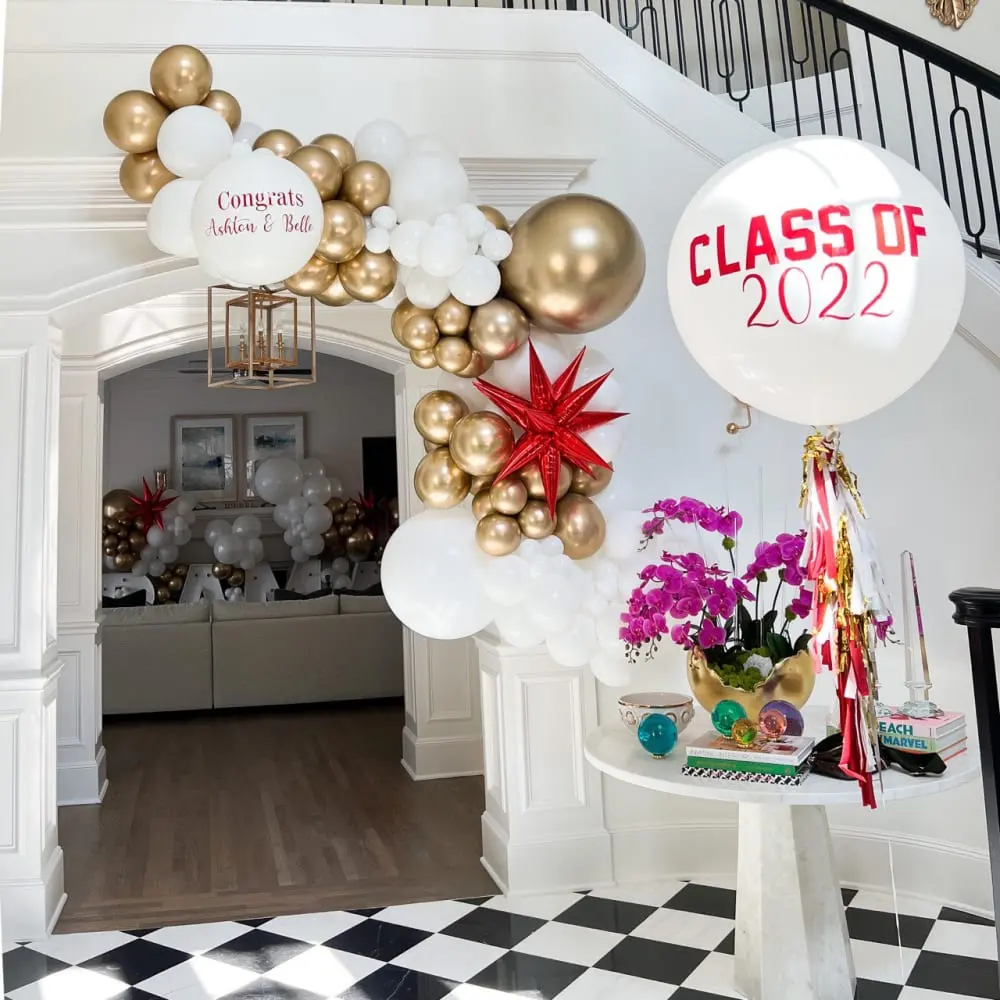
[618,692,695,735]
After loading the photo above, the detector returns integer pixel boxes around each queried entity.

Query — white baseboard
[56,745,107,806]
[0,847,66,944]
[401,726,483,780]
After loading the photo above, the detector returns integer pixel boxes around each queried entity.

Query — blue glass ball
[762,699,805,737]
[711,698,748,737]
[637,713,678,757]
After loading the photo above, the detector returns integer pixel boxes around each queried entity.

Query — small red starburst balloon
[474,344,626,517]
[129,477,176,532]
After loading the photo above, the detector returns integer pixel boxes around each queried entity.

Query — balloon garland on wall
[102,44,647,682]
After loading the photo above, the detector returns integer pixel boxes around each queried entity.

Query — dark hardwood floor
[57,702,495,932]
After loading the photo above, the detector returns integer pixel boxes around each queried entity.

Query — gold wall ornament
[570,462,613,497]
[200,89,242,129]
[409,347,438,370]
[468,298,530,360]
[312,133,357,170]
[283,255,339,297]
[434,335,474,374]
[501,193,646,334]
[400,314,440,351]
[149,45,213,109]
[103,90,168,153]
[471,490,494,520]
[316,200,367,264]
[479,205,510,232]
[927,0,976,27]
[521,459,573,501]
[119,150,177,203]
[289,144,343,201]
[341,160,391,215]
[339,249,397,302]
[316,272,353,307]
[413,390,469,445]
[449,412,514,477]
[687,646,816,721]
[414,448,471,509]
[434,297,472,336]
[555,493,606,559]
[476,512,522,556]
[253,128,301,158]
[518,499,556,539]
[489,477,529,516]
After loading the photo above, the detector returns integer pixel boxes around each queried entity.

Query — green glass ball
[711,699,748,737]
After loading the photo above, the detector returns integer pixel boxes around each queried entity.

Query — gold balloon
[414,449,471,509]
[200,89,242,129]
[518,499,557,539]
[341,161,390,215]
[119,151,176,203]
[434,336,474,375]
[316,272,353,307]
[449,412,514,477]
[149,45,213,109]
[413,390,469,445]
[570,462,613,496]
[312,134,357,170]
[401,315,439,352]
[338,523,354,538]
[472,490,494,521]
[434,297,472,336]
[284,254,339,296]
[117,540,131,553]
[392,300,430,343]
[327,498,346,516]
[316,201,366,264]
[103,90,168,153]
[288,144,343,201]
[456,350,491,379]
[490,478,529,516]
[103,518,120,533]
[346,525,375,561]
[103,539,119,555]
[167,575,184,593]
[339,250,397,303]
[555,493,606,560]
[480,205,510,232]
[212,563,233,580]
[228,569,246,588]
[128,531,147,549]
[174,563,189,577]
[155,585,172,604]
[103,489,136,519]
[520,460,573,501]
[253,128,301,158]
[470,475,495,494]
[468,298,530,361]
[410,348,438,370]
[501,194,646,334]
[476,513,522,557]
[114,552,135,570]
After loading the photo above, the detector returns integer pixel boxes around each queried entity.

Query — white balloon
[173,496,194,518]
[420,224,472,278]
[488,335,570,398]
[332,573,353,589]
[546,615,599,667]
[494,604,547,649]
[354,119,409,170]
[576,349,623,409]
[526,568,584,635]
[149,559,166,577]
[376,280,406,310]
[581,418,626,462]
[191,150,324,286]
[302,534,325,557]
[406,268,452,309]
[158,544,179,564]
[232,121,263,153]
[390,151,470,223]
[157,105,233,179]
[174,527,192,546]
[381,508,494,640]
[455,203,488,241]
[666,135,966,425]
[303,504,334,534]
[372,205,398,230]
[595,606,625,648]
[537,536,566,558]
[332,557,351,574]
[214,534,245,564]
[140,545,157,562]
[390,220,431,267]
[283,528,298,546]
[273,505,293,529]
[328,477,346,498]
[232,514,262,539]
[302,475,333,506]
[290,545,309,564]
[131,561,148,577]
[480,228,514,262]
[589,647,635,687]
[365,226,392,255]
[146,179,199,257]
[481,554,530,607]
[300,458,326,478]
[146,525,168,547]
[449,256,501,307]
[254,456,304,504]
[248,538,264,560]
[287,495,310,517]
[104,556,117,571]
[604,510,646,561]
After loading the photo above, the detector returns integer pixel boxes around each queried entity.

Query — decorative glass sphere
[758,706,789,740]
[730,718,758,745]
[711,699,747,737]
[762,699,805,737]
[637,712,678,758]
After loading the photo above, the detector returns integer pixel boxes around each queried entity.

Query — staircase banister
[799,0,1000,100]
[949,587,1000,628]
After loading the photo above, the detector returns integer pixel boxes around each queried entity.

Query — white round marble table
[585,724,980,1000]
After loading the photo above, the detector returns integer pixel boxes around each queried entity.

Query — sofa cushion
[101,601,211,627]
[213,593,340,621]
[340,593,391,614]
[102,590,147,609]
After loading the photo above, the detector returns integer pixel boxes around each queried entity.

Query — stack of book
[877,711,967,761]
[682,732,816,786]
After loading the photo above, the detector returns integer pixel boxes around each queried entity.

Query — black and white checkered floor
[3,880,997,999]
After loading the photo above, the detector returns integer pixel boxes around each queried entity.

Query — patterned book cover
[878,711,965,740]
[681,765,809,786]
[684,732,814,766]
[685,754,804,776]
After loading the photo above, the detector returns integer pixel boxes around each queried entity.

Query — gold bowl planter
[687,646,815,722]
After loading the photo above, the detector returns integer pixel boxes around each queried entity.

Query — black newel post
[948,587,1000,965]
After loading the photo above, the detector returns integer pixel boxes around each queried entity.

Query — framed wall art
[171,415,237,502]
[242,413,306,499]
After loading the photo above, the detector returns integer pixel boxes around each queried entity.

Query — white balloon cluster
[205,515,265,571]
[131,495,197,578]
[255,456,345,564]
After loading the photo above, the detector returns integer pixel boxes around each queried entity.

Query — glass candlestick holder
[900,550,943,719]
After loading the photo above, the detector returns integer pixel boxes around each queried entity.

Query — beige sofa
[100,593,404,715]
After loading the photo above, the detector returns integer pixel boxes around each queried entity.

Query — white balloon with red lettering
[667,136,965,425]
[190,148,324,286]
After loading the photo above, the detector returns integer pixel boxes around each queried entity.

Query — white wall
[103,351,395,498]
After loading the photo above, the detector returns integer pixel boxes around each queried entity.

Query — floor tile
[679,953,738,998]
[142,922,252,957]
[632,908,734,951]
[847,909,937,949]
[907,951,1000,998]
[856,981,904,1000]
[219,981,326,999]
[22,931,137,967]
[554,896,657,935]
[2,945,71,992]
[596,937,710,985]
[586,881,688,908]
[899,988,996,1000]
[203,930,313,974]
[922,921,998,961]
[851,939,921,986]
[375,901,477,933]
[849,892,943,920]
[442,906,545,949]
[938,908,995,928]
[444,985,521,1000]
[340,964,459,1000]
[714,931,734,956]
[394,934,507,982]
[513,920,623,967]
[131,954,259,999]
[843,888,860,906]
[326,918,431,961]
[480,893,584,921]
[691,875,737,892]
[265,944,383,995]
[670,990,741,1000]
[79,938,191,985]
[6,965,129,1000]
[661,884,736,921]
[552,966,678,998]
[257,910,366,945]
[469,951,586,998]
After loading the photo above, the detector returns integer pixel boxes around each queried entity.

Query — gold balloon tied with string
[253,128,301,158]
[149,45,213,109]
[103,91,168,153]
[201,89,242,129]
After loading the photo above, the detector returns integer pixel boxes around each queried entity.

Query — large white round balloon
[666,136,965,425]
[191,149,324,285]
[146,179,199,257]
[390,151,469,223]
[354,119,409,171]
[254,456,304,505]
[157,105,233,179]
[381,509,494,640]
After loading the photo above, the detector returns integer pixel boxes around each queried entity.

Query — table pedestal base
[735,803,855,1000]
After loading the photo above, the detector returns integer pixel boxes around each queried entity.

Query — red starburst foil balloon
[474,344,626,517]
[129,477,176,531]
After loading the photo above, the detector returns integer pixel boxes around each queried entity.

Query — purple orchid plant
[620,497,813,692]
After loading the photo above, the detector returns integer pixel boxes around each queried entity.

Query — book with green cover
[685,754,807,777]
